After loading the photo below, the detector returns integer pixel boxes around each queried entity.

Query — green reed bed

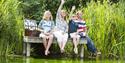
[0,0,23,56]
[82,0,125,58]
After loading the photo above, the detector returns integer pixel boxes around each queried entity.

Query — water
[0,56,124,63]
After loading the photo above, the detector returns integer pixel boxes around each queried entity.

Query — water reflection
[23,57,125,63]
[24,57,95,63]
[0,56,124,63]
[25,57,30,63]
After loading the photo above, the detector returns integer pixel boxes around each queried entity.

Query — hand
[61,0,65,4]
[62,32,65,35]
[76,32,79,35]
[71,6,76,11]
[37,28,43,32]
[45,33,50,36]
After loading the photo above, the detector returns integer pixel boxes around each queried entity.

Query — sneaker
[97,51,101,55]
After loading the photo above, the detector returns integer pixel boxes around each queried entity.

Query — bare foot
[61,49,64,53]
[48,50,50,54]
[74,47,78,54]
[45,50,48,56]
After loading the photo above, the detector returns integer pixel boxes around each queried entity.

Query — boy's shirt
[68,19,87,33]
[76,20,86,32]
[68,19,78,33]
[75,19,87,37]
[68,19,87,37]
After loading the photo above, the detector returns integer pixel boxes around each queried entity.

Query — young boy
[75,11,101,56]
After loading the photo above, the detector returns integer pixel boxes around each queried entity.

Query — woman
[38,11,54,55]
[53,0,68,53]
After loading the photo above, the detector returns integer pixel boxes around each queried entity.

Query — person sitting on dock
[38,10,55,56]
[53,0,68,53]
[69,11,101,56]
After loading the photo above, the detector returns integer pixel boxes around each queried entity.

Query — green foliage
[82,0,125,58]
[0,0,23,56]
[20,0,119,21]
[20,0,91,21]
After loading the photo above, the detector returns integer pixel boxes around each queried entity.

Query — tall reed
[0,0,23,56]
[82,0,125,58]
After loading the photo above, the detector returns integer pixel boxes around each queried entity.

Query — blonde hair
[61,10,66,13]
[61,10,67,20]
[76,10,82,15]
[42,10,53,20]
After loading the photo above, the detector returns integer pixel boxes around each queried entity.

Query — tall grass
[82,0,125,58]
[0,0,23,56]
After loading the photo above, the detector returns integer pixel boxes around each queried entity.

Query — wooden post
[23,42,26,55]
[26,43,31,56]
[80,44,84,58]
[80,38,87,58]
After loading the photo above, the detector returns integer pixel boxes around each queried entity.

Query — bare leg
[73,37,77,48]
[43,36,47,50]
[60,41,64,53]
[73,36,79,54]
[57,36,62,51]
[59,42,62,50]
[45,35,53,55]
[61,34,68,53]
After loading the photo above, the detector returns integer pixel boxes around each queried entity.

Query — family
[37,0,101,56]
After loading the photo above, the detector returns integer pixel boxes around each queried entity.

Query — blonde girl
[38,11,54,55]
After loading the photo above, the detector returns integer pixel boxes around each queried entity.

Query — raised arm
[69,6,76,20]
[56,0,65,21]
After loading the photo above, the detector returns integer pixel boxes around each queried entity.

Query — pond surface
[0,56,124,63]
